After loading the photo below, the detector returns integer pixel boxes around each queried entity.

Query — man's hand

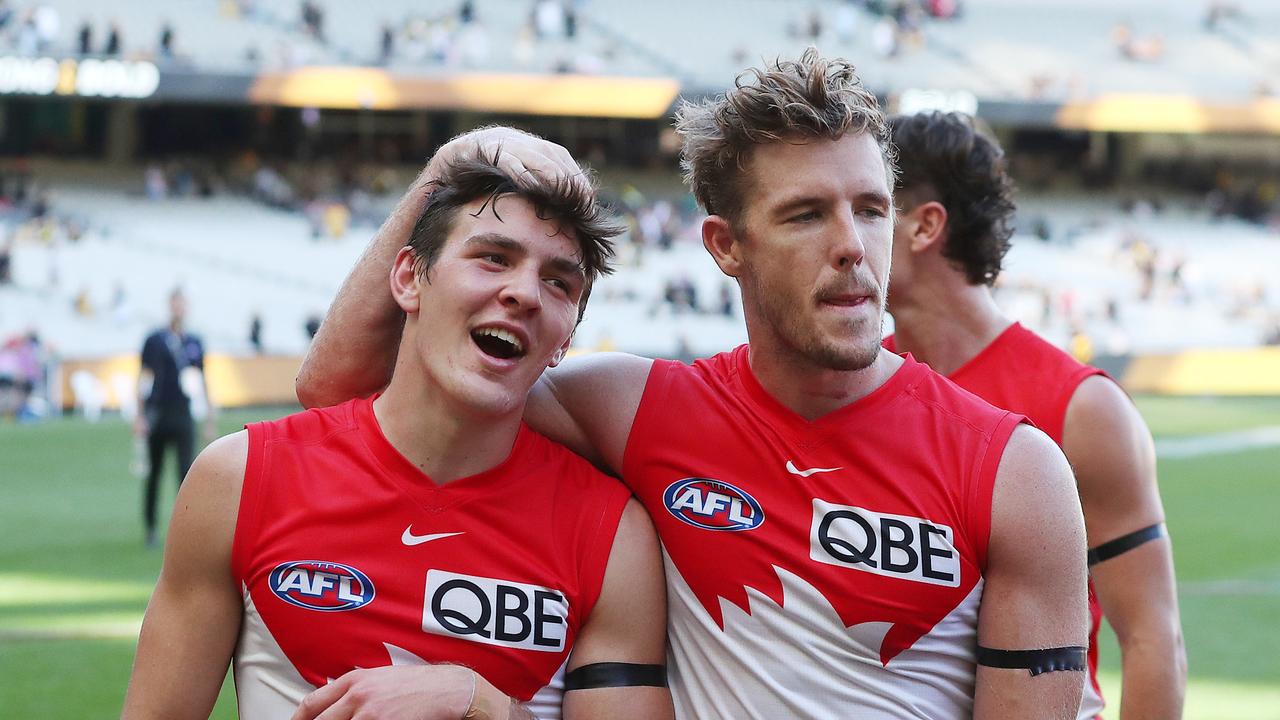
[424,126,585,191]
[291,665,508,720]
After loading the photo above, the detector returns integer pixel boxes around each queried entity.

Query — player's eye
[788,210,819,223]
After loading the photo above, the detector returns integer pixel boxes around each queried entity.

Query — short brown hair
[889,112,1015,286]
[408,150,622,322]
[675,48,895,227]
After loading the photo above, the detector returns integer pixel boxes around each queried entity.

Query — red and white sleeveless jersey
[622,346,1024,719]
[886,323,1108,718]
[231,397,630,720]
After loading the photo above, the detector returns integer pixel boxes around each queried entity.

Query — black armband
[564,662,667,690]
[976,646,1087,676]
[1088,523,1166,567]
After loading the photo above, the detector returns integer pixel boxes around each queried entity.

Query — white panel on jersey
[1079,675,1105,720]
[234,588,316,719]
[664,552,983,720]
[527,659,567,720]
[810,499,962,588]
[421,569,570,653]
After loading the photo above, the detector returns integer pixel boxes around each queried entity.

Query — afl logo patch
[269,560,376,612]
[663,478,764,531]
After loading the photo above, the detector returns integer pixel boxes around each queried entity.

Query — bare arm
[530,353,654,472]
[562,498,673,720]
[122,431,247,719]
[1063,376,1185,719]
[974,425,1089,720]
[296,127,589,410]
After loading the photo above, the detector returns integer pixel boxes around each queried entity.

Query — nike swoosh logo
[785,461,842,477]
[401,528,464,546]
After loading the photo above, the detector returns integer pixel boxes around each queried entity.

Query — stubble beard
[750,275,885,373]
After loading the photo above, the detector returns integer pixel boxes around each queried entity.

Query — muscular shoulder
[994,424,1074,495]
[988,423,1086,579]
[160,431,249,579]
[1062,376,1153,481]
[187,430,249,505]
[1063,375,1149,456]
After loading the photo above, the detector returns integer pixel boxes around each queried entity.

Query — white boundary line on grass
[1178,579,1280,596]
[1155,426,1280,459]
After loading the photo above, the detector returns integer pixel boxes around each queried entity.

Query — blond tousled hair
[675,48,896,227]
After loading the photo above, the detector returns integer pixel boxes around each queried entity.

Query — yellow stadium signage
[249,68,680,119]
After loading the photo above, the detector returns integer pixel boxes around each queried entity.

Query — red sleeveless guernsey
[623,346,1024,719]
[886,323,1107,719]
[231,396,631,720]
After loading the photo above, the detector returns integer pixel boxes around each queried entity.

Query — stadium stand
[2,0,1279,416]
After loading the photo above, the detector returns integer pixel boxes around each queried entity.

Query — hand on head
[423,126,586,195]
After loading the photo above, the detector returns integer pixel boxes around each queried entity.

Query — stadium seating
[3,161,1277,362]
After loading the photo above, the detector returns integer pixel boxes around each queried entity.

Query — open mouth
[471,327,526,360]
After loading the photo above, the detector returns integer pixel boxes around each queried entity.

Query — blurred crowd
[0,329,51,422]
[0,0,180,62]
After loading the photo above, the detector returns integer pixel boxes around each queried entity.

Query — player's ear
[909,201,948,254]
[549,331,572,368]
[390,246,421,314]
[702,214,743,279]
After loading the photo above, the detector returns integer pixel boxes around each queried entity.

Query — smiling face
[724,132,894,371]
[394,193,586,418]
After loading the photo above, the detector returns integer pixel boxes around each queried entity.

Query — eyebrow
[771,190,893,217]
[465,233,585,279]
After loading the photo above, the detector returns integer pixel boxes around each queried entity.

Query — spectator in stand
[304,313,321,340]
[77,19,92,55]
[248,313,264,354]
[104,20,122,56]
[301,0,325,43]
[379,21,393,63]
[158,22,174,59]
[0,237,11,284]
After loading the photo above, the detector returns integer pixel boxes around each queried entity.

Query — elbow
[1118,616,1188,683]
[295,367,328,409]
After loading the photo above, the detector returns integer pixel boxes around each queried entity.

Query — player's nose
[829,207,866,270]
[498,265,543,311]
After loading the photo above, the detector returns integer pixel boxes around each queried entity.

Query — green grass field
[2,397,1279,718]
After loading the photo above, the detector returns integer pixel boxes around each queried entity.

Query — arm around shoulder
[531,352,655,473]
[1063,376,1185,719]
[122,431,248,719]
[974,425,1088,720]
[561,498,673,720]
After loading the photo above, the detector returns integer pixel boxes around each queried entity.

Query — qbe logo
[809,499,961,587]
[269,560,376,611]
[663,478,764,531]
[422,570,569,652]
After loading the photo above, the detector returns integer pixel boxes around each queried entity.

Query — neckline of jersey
[946,322,1025,383]
[353,394,533,510]
[730,344,926,434]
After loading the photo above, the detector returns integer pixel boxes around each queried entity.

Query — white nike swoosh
[785,461,843,477]
[401,528,465,546]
